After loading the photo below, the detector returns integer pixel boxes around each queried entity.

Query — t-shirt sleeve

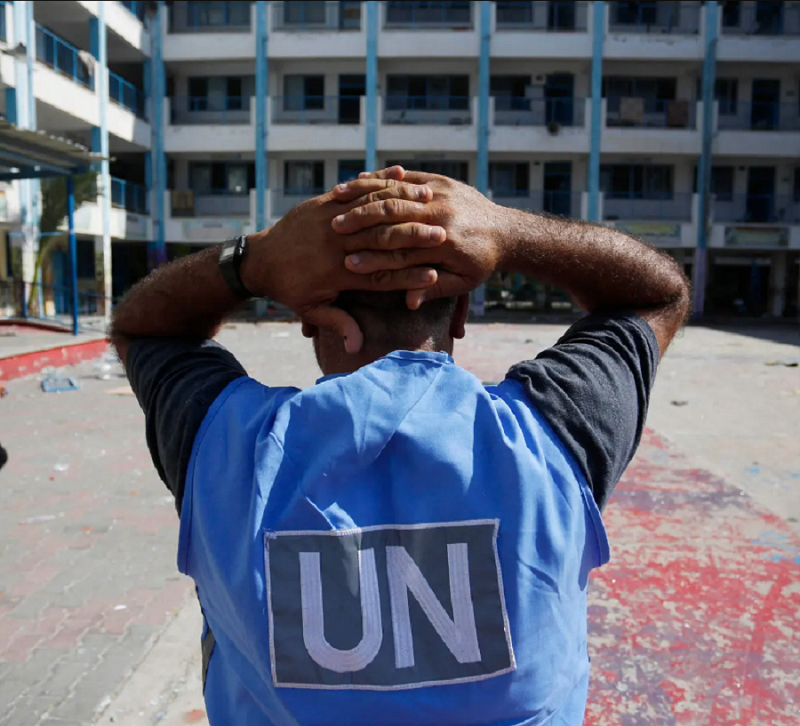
[124,338,247,512]
[506,312,659,511]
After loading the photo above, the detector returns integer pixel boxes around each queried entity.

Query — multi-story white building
[1,0,799,319]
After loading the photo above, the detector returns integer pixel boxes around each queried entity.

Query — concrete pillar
[90,11,112,315]
[769,251,787,318]
[587,1,605,222]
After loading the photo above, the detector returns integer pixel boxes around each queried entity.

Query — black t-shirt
[125,312,659,514]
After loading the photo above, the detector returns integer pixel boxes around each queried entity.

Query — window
[600,165,674,199]
[187,76,253,110]
[489,163,529,197]
[340,1,362,29]
[495,1,534,25]
[794,168,800,203]
[385,1,472,26]
[284,1,327,25]
[490,76,530,111]
[190,162,255,194]
[604,77,676,101]
[711,167,734,201]
[284,75,325,111]
[721,1,740,28]
[612,0,658,26]
[715,79,738,115]
[284,161,325,193]
[386,75,470,110]
[386,160,470,183]
[338,160,365,184]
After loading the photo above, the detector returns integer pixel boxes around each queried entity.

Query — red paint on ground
[0,338,108,381]
[586,432,800,725]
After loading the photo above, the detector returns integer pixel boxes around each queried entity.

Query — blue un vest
[178,351,609,726]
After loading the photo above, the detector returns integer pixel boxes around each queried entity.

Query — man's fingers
[357,166,406,181]
[405,272,472,309]
[343,266,439,294]
[332,179,432,206]
[302,305,364,354]
[342,223,445,254]
[332,198,433,234]
[344,245,442,272]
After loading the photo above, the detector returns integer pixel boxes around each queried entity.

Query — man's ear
[301,321,318,339]
[450,294,470,340]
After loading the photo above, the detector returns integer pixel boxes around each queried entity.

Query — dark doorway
[545,73,574,126]
[754,0,783,34]
[548,0,577,30]
[544,162,573,217]
[746,167,776,222]
[338,74,365,124]
[751,79,780,130]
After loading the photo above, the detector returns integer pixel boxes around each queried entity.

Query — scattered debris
[766,360,799,367]
[271,331,290,338]
[113,605,127,611]
[0,385,8,398]
[105,386,134,396]
[42,376,79,392]
[670,400,689,407]
[19,514,58,525]
[183,709,207,724]
[53,462,69,472]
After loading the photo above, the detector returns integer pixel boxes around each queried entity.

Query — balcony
[491,190,584,218]
[603,193,694,222]
[271,189,322,219]
[109,72,146,120]
[35,24,93,90]
[271,1,361,31]
[714,195,800,225]
[172,191,250,218]
[721,2,800,36]
[491,97,590,152]
[383,96,472,125]
[606,97,696,129]
[495,1,588,31]
[715,102,800,157]
[384,1,473,28]
[607,1,700,34]
[166,190,254,243]
[170,96,252,125]
[494,97,585,127]
[119,1,146,22]
[272,95,361,124]
[168,1,251,33]
[268,96,366,151]
[111,178,148,215]
[164,97,255,153]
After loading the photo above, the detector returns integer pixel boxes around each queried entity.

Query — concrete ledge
[0,337,109,381]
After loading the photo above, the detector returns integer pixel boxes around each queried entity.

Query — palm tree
[28,171,99,313]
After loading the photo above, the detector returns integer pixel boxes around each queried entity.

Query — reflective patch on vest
[264,519,515,690]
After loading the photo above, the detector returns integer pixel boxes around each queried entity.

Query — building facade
[1,0,799,319]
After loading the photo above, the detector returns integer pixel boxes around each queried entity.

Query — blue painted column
[692,1,718,320]
[255,1,267,229]
[587,1,605,222]
[471,0,491,318]
[365,1,378,171]
[143,58,152,213]
[149,1,167,270]
[67,177,79,335]
[91,9,112,314]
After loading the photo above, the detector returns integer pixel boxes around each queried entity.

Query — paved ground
[0,319,798,725]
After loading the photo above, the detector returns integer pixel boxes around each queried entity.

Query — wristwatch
[219,235,256,299]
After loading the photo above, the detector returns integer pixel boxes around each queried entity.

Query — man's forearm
[109,245,243,362]
[500,210,690,314]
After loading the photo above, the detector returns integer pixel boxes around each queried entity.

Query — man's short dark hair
[335,291,458,352]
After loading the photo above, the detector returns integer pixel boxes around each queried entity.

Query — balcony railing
[495,1,588,31]
[272,95,362,124]
[491,190,583,217]
[169,1,252,33]
[170,96,252,125]
[718,102,800,132]
[111,178,148,215]
[172,191,250,217]
[384,96,473,124]
[384,1,473,28]
[608,1,700,34]
[272,189,324,217]
[606,97,696,129]
[722,3,800,36]
[494,97,586,127]
[603,193,693,221]
[714,195,800,225]
[0,2,7,43]
[119,1,146,21]
[109,72,146,119]
[35,24,93,89]
[271,1,362,31]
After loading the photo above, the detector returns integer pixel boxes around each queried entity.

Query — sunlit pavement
[0,320,798,725]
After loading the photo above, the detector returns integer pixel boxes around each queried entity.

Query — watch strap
[219,235,256,299]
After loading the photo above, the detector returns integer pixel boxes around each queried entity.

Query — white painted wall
[105,1,152,57]
[33,64,100,127]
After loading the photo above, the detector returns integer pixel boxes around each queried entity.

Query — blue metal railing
[384,95,473,124]
[722,2,800,36]
[491,190,583,217]
[384,1,473,28]
[111,177,148,215]
[109,71,147,119]
[603,192,694,221]
[606,97,697,129]
[608,1,701,34]
[494,97,586,127]
[119,1,146,21]
[495,1,588,31]
[35,24,93,89]
[1,279,114,330]
[0,2,7,43]
[717,101,800,132]
[272,1,362,31]
[714,194,800,224]
[169,1,252,32]
[272,95,362,124]
[170,96,252,124]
